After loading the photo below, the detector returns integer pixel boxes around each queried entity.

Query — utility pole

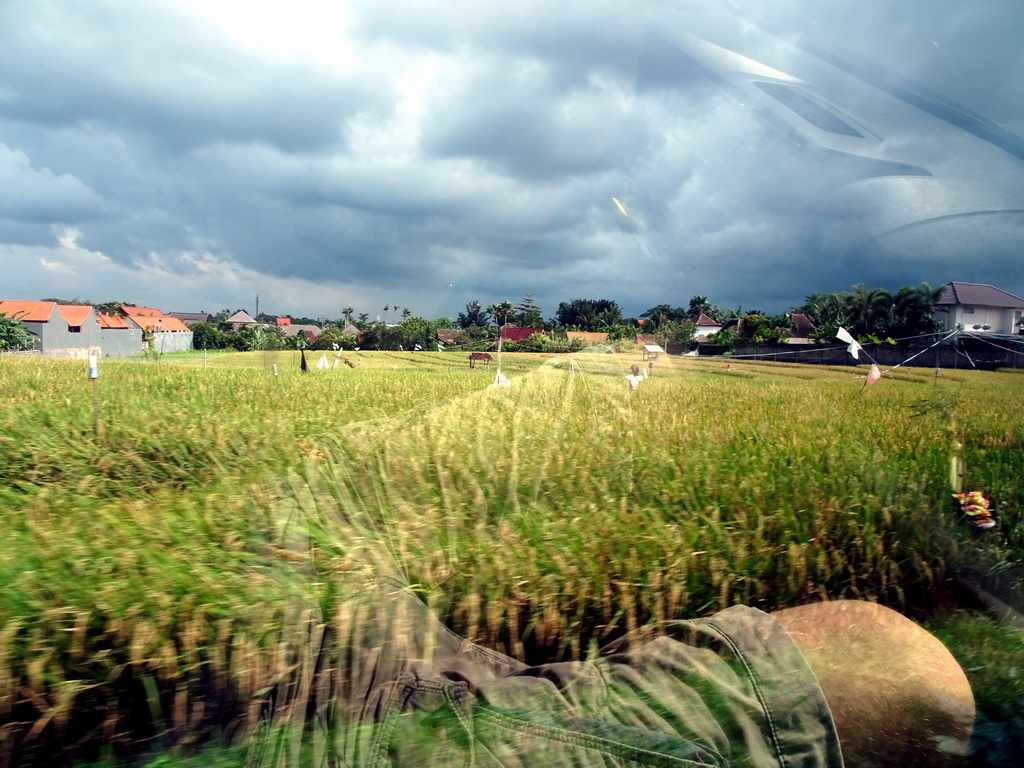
[255,294,260,319]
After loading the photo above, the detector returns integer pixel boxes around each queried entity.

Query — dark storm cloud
[1,0,1021,318]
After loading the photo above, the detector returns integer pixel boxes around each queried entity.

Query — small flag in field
[493,371,511,387]
[317,353,329,370]
[866,363,881,385]
[836,327,861,360]
[437,342,445,351]
[88,353,99,379]
[272,364,278,376]
[414,344,422,351]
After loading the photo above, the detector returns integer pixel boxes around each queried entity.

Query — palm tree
[890,283,944,338]
[487,301,515,328]
[846,285,893,338]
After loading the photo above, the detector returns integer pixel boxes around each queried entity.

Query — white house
[692,312,722,340]
[937,282,1024,335]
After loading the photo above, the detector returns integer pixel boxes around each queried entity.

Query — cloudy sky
[2,0,1022,322]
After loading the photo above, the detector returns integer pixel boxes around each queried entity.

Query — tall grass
[1,352,1022,764]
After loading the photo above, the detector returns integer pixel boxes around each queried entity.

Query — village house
[119,306,194,353]
[282,324,322,344]
[937,282,1024,335]
[0,300,144,357]
[225,310,259,331]
[692,313,722,341]
[499,327,544,343]
[565,331,609,346]
[167,311,214,326]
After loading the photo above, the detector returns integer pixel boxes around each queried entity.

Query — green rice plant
[1,353,1022,763]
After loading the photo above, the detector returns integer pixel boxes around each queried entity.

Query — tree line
[0,283,949,353]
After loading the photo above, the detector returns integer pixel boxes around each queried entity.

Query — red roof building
[499,327,544,343]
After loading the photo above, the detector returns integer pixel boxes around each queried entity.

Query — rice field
[1,351,1023,765]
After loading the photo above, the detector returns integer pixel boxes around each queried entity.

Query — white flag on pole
[866,363,881,385]
[493,371,511,387]
[437,342,445,351]
[836,326,862,359]
[316,353,329,370]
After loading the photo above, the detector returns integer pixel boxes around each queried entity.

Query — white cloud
[0,145,104,222]
[1,0,1022,318]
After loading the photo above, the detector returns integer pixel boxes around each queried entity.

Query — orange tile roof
[121,306,166,318]
[132,316,190,332]
[97,314,133,329]
[0,300,57,322]
[157,317,190,332]
[57,305,93,327]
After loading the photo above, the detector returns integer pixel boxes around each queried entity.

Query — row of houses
[4,282,1020,359]
[440,282,1024,352]
[216,310,361,343]
[0,301,193,358]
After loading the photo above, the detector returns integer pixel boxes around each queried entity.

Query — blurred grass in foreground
[1,352,1022,764]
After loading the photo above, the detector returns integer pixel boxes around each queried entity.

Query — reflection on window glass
[753,81,864,137]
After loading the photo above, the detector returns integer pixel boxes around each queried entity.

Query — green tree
[845,285,894,339]
[94,301,135,317]
[457,301,491,336]
[739,314,792,344]
[687,295,710,320]
[191,321,227,350]
[639,304,688,331]
[0,311,35,351]
[706,327,737,351]
[555,299,622,331]
[661,318,699,346]
[228,326,258,351]
[399,316,437,350]
[487,300,515,328]
[515,293,544,328]
[890,282,944,338]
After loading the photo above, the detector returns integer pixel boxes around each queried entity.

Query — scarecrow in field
[625,364,643,390]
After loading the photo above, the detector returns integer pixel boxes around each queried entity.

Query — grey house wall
[98,328,143,357]
[20,320,47,351]
[13,310,187,357]
[45,315,97,352]
[21,308,99,353]
[149,331,194,354]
